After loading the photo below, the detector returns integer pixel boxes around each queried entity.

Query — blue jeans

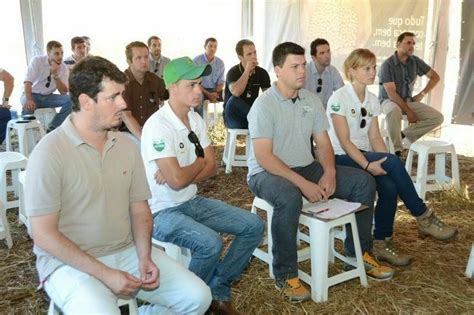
[21,93,72,130]
[152,196,264,301]
[248,161,376,281]
[223,96,251,129]
[0,107,11,144]
[335,152,426,240]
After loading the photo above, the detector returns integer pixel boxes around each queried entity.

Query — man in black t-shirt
[224,39,271,129]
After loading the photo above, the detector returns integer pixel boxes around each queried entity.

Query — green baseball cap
[163,56,212,88]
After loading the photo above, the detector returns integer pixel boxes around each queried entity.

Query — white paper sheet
[301,198,362,220]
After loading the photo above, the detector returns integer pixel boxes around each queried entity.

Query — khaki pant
[381,100,444,152]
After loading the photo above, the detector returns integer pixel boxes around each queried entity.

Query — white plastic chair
[0,152,28,211]
[152,238,192,268]
[251,197,367,302]
[5,119,45,157]
[405,140,460,201]
[48,298,139,315]
[222,129,250,173]
[465,242,474,278]
[0,201,12,248]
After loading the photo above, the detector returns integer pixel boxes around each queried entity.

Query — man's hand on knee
[300,179,328,203]
[139,258,160,290]
[102,268,143,297]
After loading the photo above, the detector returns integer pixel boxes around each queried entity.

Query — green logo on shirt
[153,140,165,152]
[331,103,341,112]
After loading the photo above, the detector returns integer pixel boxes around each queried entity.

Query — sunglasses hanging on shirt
[316,78,322,93]
[188,131,205,158]
[360,107,367,128]
[45,72,52,88]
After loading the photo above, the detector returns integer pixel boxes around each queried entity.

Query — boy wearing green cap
[141,57,264,314]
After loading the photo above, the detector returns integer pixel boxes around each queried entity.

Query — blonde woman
[326,49,456,266]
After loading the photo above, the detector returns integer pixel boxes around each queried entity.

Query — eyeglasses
[188,131,205,158]
[45,72,52,88]
[316,78,322,93]
[360,107,367,128]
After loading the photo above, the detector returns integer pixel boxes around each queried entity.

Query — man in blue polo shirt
[193,37,225,117]
[379,32,443,155]
[304,38,344,108]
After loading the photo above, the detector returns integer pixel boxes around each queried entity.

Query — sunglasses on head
[316,78,322,93]
[45,73,52,88]
[360,107,367,128]
[188,131,205,158]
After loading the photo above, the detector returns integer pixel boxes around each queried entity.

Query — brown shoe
[417,209,457,240]
[208,300,241,315]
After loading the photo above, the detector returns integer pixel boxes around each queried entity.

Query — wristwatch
[2,97,8,102]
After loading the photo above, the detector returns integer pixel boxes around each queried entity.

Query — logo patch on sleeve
[331,103,341,112]
[153,139,165,152]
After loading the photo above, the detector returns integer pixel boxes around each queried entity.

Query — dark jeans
[223,96,251,129]
[335,152,426,240]
[0,108,11,144]
[248,161,376,280]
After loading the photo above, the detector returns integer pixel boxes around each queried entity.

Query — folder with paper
[302,198,366,220]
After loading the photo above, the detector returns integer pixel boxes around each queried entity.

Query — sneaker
[363,252,395,281]
[417,209,457,240]
[275,277,311,303]
[373,237,411,266]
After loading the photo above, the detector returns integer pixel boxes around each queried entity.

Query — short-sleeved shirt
[224,64,271,107]
[327,84,381,155]
[25,117,151,282]
[193,54,225,90]
[247,84,329,179]
[304,61,344,108]
[141,102,211,213]
[149,55,170,78]
[378,51,431,102]
[24,55,69,95]
[121,68,169,128]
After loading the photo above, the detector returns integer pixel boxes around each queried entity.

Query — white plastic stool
[48,298,139,315]
[0,201,12,248]
[251,197,367,302]
[222,129,250,173]
[0,152,28,212]
[152,238,192,267]
[466,242,474,278]
[202,100,221,127]
[18,170,28,227]
[34,108,57,131]
[5,119,46,157]
[379,115,410,152]
[405,140,460,201]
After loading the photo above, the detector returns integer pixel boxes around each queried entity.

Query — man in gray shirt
[304,38,344,108]
[379,32,443,155]
[247,42,394,303]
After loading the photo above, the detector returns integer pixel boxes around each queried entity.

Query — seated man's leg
[223,96,251,129]
[135,247,212,315]
[153,205,224,284]
[404,101,444,143]
[43,94,72,130]
[248,171,303,281]
[381,99,404,152]
[188,196,264,302]
[332,165,376,256]
[44,265,122,314]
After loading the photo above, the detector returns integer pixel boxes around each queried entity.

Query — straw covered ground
[1,117,473,314]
